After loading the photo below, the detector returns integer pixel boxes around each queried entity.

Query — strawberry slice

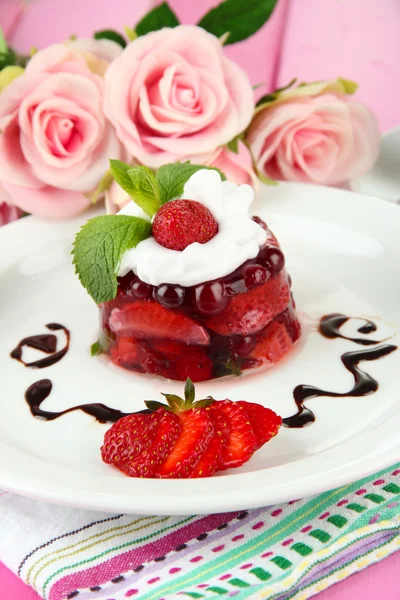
[250,320,293,363]
[206,271,290,336]
[109,301,210,346]
[152,340,212,382]
[190,405,230,478]
[236,401,282,449]
[101,412,161,466]
[120,410,182,477]
[154,408,214,478]
[111,337,170,377]
[215,400,257,470]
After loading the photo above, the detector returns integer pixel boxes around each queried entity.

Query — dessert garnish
[72,160,301,381]
[283,314,398,428]
[100,378,282,478]
[152,199,218,251]
[10,323,70,369]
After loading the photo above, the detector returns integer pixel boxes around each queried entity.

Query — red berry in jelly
[154,284,185,309]
[243,265,269,289]
[194,281,229,316]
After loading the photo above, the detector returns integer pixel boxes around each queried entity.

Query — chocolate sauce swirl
[11,323,70,368]
[283,314,397,428]
[318,313,385,346]
[25,379,148,423]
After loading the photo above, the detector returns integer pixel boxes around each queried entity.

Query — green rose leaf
[135,2,180,36]
[72,215,152,304]
[109,160,160,217]
[93,29,127,48]
[197,0,278,45]
[226,133,244,154]
[156,162,226,205]
[0,28,7,54]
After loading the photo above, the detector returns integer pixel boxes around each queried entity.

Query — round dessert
[96,169,301,382]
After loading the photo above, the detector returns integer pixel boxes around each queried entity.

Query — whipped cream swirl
[118,170,267,287]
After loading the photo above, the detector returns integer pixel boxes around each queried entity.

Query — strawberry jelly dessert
[96,169,301,382]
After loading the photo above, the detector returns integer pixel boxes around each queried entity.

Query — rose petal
[2,183,91,219]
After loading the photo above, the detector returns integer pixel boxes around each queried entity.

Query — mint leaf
[197,0,278,45]
[94,29,126,48]
[110,160,160,217]
[72,215,152,303]
[135,2,179,36]
[90,341,103,356]
[127,165,160,217]
[156,163,226,205]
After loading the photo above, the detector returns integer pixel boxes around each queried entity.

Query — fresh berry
[101,379,282,479]
[206,271,290,336]
[154,408,214,478]
[154,284,185,309]
[120,410,182,477]
[152,340,212,382]
[243,265,269,289]
[215,400,257,469]
[250,320,293,363]
[109,301,210,346]
[236,401,282,449]
[194,281,229,315]
[152,199,218,251]
[101,411,161,466]
[190,406,230,477]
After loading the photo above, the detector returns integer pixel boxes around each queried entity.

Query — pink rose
[67,37,123,75]
[208,141,259,188]
[247,81,380,185]
[0,43,123,219]
[0,183,21,226]
[104,25,255,168]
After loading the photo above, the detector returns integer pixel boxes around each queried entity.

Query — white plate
[0,182,399,515]
[350,125,400,203]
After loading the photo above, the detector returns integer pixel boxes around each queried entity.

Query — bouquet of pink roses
[0,0,380,223]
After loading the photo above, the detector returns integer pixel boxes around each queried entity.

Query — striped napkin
[1,462,400,600]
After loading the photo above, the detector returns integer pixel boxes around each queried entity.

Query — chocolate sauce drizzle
[283,314,397,428]
[11,323,70,368]
[13,314,398,427]
[24,379,138,423]
[318,313,385,346]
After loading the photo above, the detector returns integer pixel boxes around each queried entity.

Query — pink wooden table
[1,0,400,597]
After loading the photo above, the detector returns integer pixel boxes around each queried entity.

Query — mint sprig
[156,163,225,205]
[72,215,152,303]
[110,160,160,217]
[109,160,226,212]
